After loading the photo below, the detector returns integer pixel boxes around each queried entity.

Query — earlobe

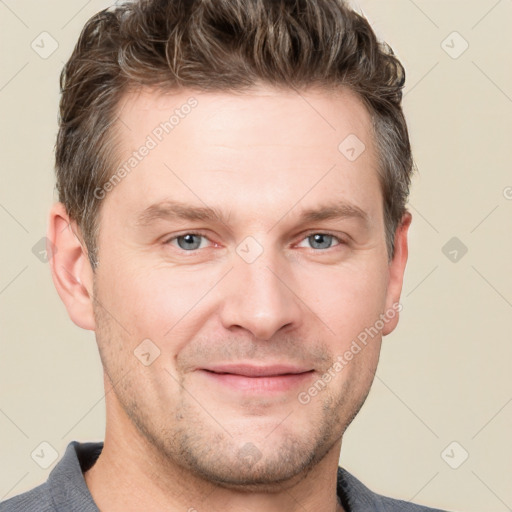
[382,211,412,336]
[47,202,96,331]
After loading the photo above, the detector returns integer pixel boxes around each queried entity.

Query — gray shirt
[0,441,450,511]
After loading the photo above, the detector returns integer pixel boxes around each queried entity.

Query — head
[50,0,414,490]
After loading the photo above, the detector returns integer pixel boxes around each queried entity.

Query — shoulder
[0,440,102,512]
[377,493,450,512]
[0,482,53,512]
[337,467,452,512]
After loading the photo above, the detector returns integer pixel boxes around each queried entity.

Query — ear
[382,211,412,336]
[47,202,96,331]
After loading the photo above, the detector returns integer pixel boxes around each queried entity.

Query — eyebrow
[136,200,229,226]
[135,199,370,229]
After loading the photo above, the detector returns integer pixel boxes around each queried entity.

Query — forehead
[105,85,382,227]
[116,85,375,151]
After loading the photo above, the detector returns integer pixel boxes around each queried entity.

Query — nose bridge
[219,240,302,340]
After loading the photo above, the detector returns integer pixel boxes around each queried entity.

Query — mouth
[198,364,315,393]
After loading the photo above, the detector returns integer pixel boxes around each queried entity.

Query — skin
[48,85,411,512]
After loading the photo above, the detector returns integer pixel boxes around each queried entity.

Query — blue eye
[165,231,344,253]
[298,233,342,250]
[169,233,208,251]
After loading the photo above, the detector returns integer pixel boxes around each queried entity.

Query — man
[1,0,452,511]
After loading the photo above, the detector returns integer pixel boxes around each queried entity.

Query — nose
[218,247,303,341]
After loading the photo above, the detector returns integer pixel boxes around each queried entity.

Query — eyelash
[163,230,346,254]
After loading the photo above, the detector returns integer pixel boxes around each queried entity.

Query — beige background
[1,1,511,510]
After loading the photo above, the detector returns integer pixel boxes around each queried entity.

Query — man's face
[90,86,404,488]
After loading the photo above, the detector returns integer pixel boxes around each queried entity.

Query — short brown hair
[56,0,415,269]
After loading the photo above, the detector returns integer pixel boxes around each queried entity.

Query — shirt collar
[47,441,100,512]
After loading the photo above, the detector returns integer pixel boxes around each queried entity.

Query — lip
[197,364,315,393]
[202,363,312,377]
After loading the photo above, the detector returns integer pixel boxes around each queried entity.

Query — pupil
[179,234,200,250]
[312,234,331,249]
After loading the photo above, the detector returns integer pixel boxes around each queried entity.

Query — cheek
[97,235,389,345]
[299,259,389,341]
[99,262,218,342]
